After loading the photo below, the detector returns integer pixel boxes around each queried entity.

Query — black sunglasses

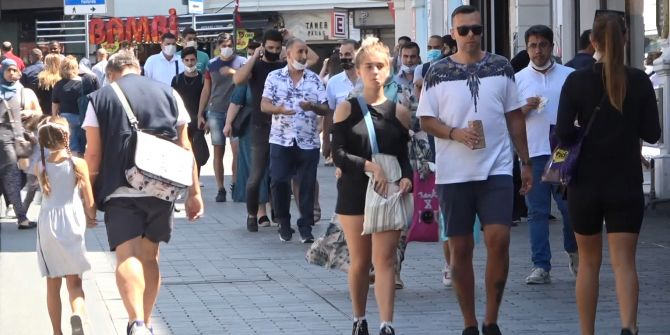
[594,9,627,34]
[456,25,484,37]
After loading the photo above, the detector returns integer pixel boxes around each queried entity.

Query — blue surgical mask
[426,49,442,62]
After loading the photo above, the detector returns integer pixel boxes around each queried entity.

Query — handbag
[110,82,194,202]
[231,105,251,137]
[305,219,350,272]
[191,129,210,166]
[542,95,606,186]
[406,170,440,242]
[2,93,33,159]
[358,96,412,235]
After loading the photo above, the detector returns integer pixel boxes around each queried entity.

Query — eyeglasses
[456,25,483,37]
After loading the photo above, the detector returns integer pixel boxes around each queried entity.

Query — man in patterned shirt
[260,38,329,243]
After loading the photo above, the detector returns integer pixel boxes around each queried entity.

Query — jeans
[61,113,86,154]
[269,142,320,236]
[245,124,270,216]
[525,155,578,271]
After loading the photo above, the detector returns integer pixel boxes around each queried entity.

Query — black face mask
[340,58,354,70]
[264,49,280,62]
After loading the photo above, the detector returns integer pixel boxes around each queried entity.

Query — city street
[1,158,669,335]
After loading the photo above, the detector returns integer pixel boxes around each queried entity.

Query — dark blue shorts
[437,175,513,237]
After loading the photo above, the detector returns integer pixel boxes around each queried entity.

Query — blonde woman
[332,37,412,335]
[556,11,661,335]
[52,56,95,155]
[37,53,62,115]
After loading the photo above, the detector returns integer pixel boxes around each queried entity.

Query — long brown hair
[37,116,84,196]
[592,12,627,112]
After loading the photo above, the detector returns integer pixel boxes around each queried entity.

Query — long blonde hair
[59,55,79,80]
[38,54,62,90]
[37,116,84,196]
[592,12,627,112]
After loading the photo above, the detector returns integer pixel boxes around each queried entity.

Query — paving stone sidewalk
[2,162,669,335]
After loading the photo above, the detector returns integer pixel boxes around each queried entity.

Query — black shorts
[104,197,174,251]
[567,182,644,235]
[437,175,513,237]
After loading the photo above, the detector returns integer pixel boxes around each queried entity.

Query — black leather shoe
[246,216,258,232]
[482,323,502,335]
[462,326,480,335]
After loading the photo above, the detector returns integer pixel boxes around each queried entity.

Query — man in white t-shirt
[417,6,532,335]
[515,25,577,286]
[83,51,203,335]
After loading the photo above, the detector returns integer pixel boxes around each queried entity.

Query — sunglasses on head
[456,25,484,37]
[594,9,627,34]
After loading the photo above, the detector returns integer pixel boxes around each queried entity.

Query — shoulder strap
[110,82,139,131]
[356,96,379,155]
[20,87,25,110]
[583,94,607,137]
[175,60,179,78]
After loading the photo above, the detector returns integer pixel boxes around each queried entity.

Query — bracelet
[448,127,455,140]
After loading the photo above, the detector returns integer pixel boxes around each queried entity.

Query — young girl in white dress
[36,116,96,335]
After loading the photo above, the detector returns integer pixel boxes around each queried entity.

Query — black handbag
[191,129,210,166]
[2,96,33,159]
[231,106,251,137]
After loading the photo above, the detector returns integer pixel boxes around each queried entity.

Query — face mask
[264,49,280,62]
[531,59,553,72]
[426,49,442,62]
[292,60,307,71]
[185,41,198,48]
[341,58,354,70]
[220,47,234,58]
[162,45,176,57]
[185,65,197,73]
[593,50,602,62]
[400,64,417,74]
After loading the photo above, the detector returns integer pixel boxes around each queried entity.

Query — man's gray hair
[106,50,140,73]
[286,37,306,50]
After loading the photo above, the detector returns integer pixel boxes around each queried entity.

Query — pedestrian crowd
[0,5,661,335]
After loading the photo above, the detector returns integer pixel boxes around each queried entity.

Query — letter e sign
[332,11,347,39]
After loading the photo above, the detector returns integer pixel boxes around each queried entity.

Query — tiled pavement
[2,160,670,335]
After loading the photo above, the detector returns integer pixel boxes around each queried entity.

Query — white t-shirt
[82,88,190,200]
[326,71,357,110]
[416,52,525,184]
[515,63,574,158]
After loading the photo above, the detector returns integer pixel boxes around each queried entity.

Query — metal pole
[85,14,91,61]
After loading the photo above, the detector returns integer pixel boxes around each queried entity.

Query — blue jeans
[269,142,319,236]
[61,113,86,154]
[525,155,578,271]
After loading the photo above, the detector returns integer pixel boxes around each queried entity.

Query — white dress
[36,159,91,278]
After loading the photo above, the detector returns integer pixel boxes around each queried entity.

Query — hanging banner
[89,8,179,45]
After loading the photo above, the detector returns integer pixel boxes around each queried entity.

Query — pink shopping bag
[407,171,440,242]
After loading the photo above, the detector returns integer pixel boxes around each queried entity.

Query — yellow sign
[236,29,256,50]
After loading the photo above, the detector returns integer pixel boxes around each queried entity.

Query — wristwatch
[520,159,533,167]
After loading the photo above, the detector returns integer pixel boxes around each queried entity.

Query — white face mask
[531,59,553,72]
[185,41,198,48]
[185,65,197,73]
[401,64,417,74]
[292,60,307,71]
[162,45,176,57]
[220,47,234,58]
[593,50,602,62]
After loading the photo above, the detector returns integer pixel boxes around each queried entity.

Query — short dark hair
[340,39,360,50]
[524,25,554,45]
[216,33,232,45]
[401,41,420,55]
[451,5,479,20]
[579,29,592,50]
[182,27,197,38]
[262,29,283,45]
[161,32,177,42]
[398,36,411,43]
[429,35,443,42]
[247,40,260,50]
[443,35,457,49]
[181,46,197,58]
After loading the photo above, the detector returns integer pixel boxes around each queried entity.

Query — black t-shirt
[249,59,287,127]
[171,72,204,129]
[52,75,97,115]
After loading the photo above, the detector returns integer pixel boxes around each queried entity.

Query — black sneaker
[215,188,227,202]
[279,227,295,242]
[352,320,369,335]
[18,220,37,230]
[229,183,235,194]
[462,326,480,335]
[300,232,315,244]
[70,315,84,335]
[246,216,258,232]
[621,329,638,335]
[379,325,395,335]
[482,323,502,335]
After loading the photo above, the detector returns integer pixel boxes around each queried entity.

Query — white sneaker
[525,267,551,284]
[568,252,579,277]
[442,264,452,287]
[128,322,152,335]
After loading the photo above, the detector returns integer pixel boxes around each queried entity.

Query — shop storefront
[352,7,395,49]
[281,10,351,62]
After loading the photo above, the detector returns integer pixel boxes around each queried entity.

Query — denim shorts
[437,175,513,237]
[61,113,86,154]
[207,111,227,145]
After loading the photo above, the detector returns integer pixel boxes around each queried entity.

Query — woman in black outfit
[556,12,661,335]
[332,37,412,335]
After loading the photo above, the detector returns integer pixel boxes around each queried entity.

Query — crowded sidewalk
[1,154,669,335]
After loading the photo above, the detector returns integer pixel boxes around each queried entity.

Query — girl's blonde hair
[37,116,84,196]
[355,37,391,69]
[59,55,79,80]
[38,54,62,90]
